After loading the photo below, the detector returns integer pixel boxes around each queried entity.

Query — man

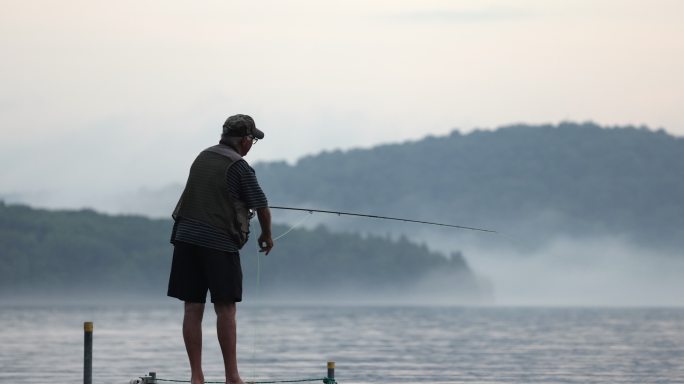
[168,114,274,384]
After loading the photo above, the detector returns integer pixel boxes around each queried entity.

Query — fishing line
[247,206,493,380]
[248,211,314,382]
[273,210,315,241]
[249,241,261,381]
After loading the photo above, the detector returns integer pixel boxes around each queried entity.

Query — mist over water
[423,233,684,307]
[261,212,684,307]
[2,193,680,307]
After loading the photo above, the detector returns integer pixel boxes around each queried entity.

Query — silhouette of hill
[0,202,484,303]
[253,122,684,249]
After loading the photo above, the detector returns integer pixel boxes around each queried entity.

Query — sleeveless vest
[172,144,251,248]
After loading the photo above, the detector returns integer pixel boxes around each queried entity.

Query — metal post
[84,322,93,384]
[326,361,335,384]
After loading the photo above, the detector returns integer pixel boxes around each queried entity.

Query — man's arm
[256,207,273,255]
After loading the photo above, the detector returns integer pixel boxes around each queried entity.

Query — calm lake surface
[0,304,683,384]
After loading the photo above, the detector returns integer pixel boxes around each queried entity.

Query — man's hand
[258,233,273,255]
[256,207,273,255]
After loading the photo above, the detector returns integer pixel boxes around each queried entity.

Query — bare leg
[214,301,244,384]
[184,302,206,384]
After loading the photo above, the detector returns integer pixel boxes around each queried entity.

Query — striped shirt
[171,159,268,252]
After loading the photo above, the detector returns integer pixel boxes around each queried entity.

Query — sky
[1,0,683,209]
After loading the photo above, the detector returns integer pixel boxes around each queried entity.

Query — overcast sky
[1,0,683,209]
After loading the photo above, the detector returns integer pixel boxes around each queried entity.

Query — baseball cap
[222,114,264,139]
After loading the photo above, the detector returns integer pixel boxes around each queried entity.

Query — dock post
[326,361,335,384]
[84,322,93,384]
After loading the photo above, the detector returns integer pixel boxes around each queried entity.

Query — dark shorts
[167,241,243,303]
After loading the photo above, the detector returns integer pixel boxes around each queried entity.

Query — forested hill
[0,202,484,303]
[254,123,684,248]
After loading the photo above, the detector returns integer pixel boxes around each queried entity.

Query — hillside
[0,202,484,303]
[253,123,684,249]
[6,122,680,254]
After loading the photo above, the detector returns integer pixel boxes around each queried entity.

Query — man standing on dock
[168,114,274,384]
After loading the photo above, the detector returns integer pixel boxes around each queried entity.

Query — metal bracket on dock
[128,361,335,384]
[130,372,156,384]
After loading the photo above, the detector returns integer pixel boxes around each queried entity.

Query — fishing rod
[269,206,497,234]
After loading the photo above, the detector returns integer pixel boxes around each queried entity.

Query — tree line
[254,122,684,249]
[0,202,482,302]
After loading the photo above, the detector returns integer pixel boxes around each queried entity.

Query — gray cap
[222,114,264,139]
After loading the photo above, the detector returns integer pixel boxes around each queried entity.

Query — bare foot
[191,374,204,384]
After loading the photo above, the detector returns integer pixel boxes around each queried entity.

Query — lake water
[0,304,683,384]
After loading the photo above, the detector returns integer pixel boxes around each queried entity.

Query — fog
[462,237,684,306]
[259,214,684,307]
[3,233,682,308]
[3,184,683,307]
